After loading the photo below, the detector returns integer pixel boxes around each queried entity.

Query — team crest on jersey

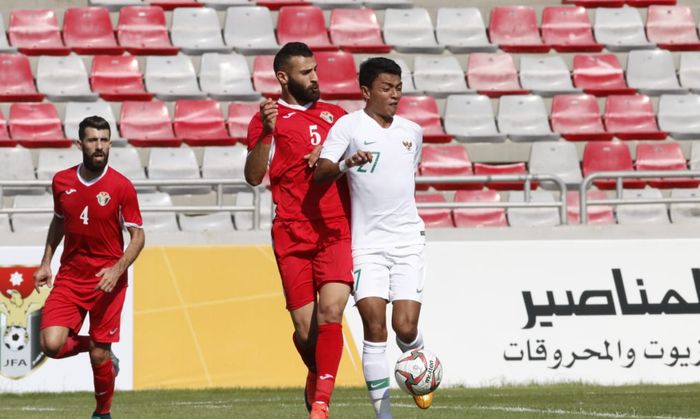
[96,191,111,206]
[320,111,334,124]
[402,141,413,151]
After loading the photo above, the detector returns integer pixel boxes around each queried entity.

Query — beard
[83,150,108,172]
[288,77,320,104]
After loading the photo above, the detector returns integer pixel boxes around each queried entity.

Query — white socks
[397,331,424,353]
[363,340,392,419]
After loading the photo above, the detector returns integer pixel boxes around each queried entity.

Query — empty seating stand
[329,8,390,53]
[657,94,700,139]
[436,7,496,53]
[603,95,667,140]
[223,6,280,55]
[567,190,615,225]
[572,54,636,96]
[419,144,476,190]
[646,5,700,51]
[473,162,532,191]
[467,53,527,97]
[507,190,561,227]
[0,54,44,102]
[415,193,454,227]
[36,55,99,102]
[170,7,229,54]
[145,55,206,100]
[443,94,505,143]
[63,7,125,55]
[173,99,235,146]
[383,8,443,54]
[519,56,579,96]
[227,101,259,143]
[541,6,603,53]
[626,49,687,95]
[253,55,281,98]
[453,189,508,228]
[412,55,471,97]
[8,9,70,56]
[396,96,452,143]
[488,6,549,53]
[120,100,181,147]
[550,94,614,141]
[199,53,260,101]
[9,103,71,148]
[91,55,153,101]
[582,141,645,189]
[617,188,669,225]
[315,51,361,100]
[117,6,179,55]
[497,95,559,142]
[529,141,583,189]
[150,0,204,11]
[277,6,337,51]
[636,142,699,188]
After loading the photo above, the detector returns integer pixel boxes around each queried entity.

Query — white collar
[278,98,314,111]
[76,163,109,187]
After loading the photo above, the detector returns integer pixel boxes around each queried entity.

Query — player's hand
[304,145,323,168]
[33,265,53,292]
[345,150,373,168]
[260,98,277,135]
[95,265,122,293]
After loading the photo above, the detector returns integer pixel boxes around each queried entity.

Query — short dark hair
[78,115,111,141]
[273,42,314,73]
[359,57,402,89]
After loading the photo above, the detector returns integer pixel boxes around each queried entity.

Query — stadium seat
[173,100,234,146]
[0,147,38,195]
[257,0,310,10]
[383,8,443,54]
[413,56,471,97]
[657,94,700,139]
[117,6,179,55]
[636,142,699,188]
[669,188,700,224]
[435,7,496,53]
[572,54,636,96]
[179,212,235,232]
[466,53,527,97]
[145,55,206,100]
[473,162,532,191]
[519,56,580,96]
[136,192,180,232]
[36,148,82,180]
[394,58,417,95]
[119,101,181,147]
[234,189,272,230]
[90,55,153,101]
[62,7,125,55]
[678,52,700,92]
[396,96,452,143]
[88,0,143,11]
[204,0,255,10]
[199,53,260,101]
[692,142,700,170]
[582,141,645,189]
[252,55,281,98]
[541,6,603,53]
[227,101,259,143]
[108,147,148,186]
[593,7,654,52]
[8,9,70,56]
[616,188,669,225]
[329,8,390,53]
[0,108,13,147]
[443,94,505,143]
[529,141,583,189]
[550,94,614,142]
[64,101,120,141]
[497,95,559,142]
[336,100,364,113]
[626,50,687,95]
[453,189,508,228]
[0,14,16,52]
[364,0,413,8]
[223,6,280,55]
[0,54,44,102]
[36,55,98,102]
[9,104,71,148]
[151,0,204,10]
[313,0,363,9]
[488,6,550,53]
[415,193,454,228]
[171,7,229,54]
[567,190,615,225]
[0,213,9,233]
[419,144,477,190]
[277,6,337,52]
[148,147,210,194]
[645,6,700,51]
[11,194,53,234]
[603,95,667,140]
[507,190,561,227]
[202,145,248,192]
[315,51,361,100]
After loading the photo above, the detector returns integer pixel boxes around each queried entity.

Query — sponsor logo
[96,192,111,207]
[363,140,377,145]
[282,112,296,119]
[402,141,413,151]
[65,189,77,195]
[108,328,119,336]
[319,374,334,380]
[320,111,334,124]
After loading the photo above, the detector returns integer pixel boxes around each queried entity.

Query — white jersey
[320,109,425,250]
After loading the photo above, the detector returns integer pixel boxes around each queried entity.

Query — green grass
[1,384,699,418]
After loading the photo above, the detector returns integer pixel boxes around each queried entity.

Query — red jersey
[52,165,143,289]
[247,100,351,221]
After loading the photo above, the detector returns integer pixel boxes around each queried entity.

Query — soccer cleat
[110,350,120,377]
[304,370,316,412]
[91,412,111,419]
[309,401,329,419]
[413,393,433,409]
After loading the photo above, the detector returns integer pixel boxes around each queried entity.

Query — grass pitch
[0,384,699,418]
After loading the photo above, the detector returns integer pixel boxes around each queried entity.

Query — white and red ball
[394,349,443,396]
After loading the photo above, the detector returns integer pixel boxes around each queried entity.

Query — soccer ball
[394,349,443,396]
[3,326,28,352]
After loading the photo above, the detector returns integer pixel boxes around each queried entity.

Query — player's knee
[89,346,110,365]
[40,334,65,358]
[394,323,418,343]
[364,321,388,342]
[317,303,344,324]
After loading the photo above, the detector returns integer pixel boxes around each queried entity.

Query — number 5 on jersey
[80,206,89,225]
[309,125,321,146]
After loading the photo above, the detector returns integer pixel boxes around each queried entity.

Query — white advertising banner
[0,247,133,392]
[344,239,700,387]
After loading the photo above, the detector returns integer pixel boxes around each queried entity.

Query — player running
[315,57,431,419]
[244,42,353,419]
[33,116,145,419]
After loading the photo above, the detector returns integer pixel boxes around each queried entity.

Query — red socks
[314,322,343,405]
[55,335,90,359]
[292,332,316,372]
[92,358,115,415]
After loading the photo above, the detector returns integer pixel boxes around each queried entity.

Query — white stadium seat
[145,55,206,101]
[436,7,496,53]
[497,95,559,142]
[234,189,272,230]
[88,0,142,11]
[0,13,16,52]
[202,145,248,192]
[626,50,687,95]
[670,188,700,224]
[203,0,253,11]
[529,141,583,189]
[0,147,38,195]
[507,190,561,227]
[444,94,505,143]
[11,194,53,234]
[36,148,82,180]
[179,212,235,232]
[224,6,280,55]
[64,101,120,141]
[148,147,209,195]
[108,146,148,187]
[393,58,417,95]
[617,188,669,225]
[199,53,260,101]
[312,0,363,9]
[383,8,443,54]
[170,7,230,54]
[657,94,700,139]
[519,56,579,96]
[691,141,700,170]
[137,192,180,233]
[36,55,98,102]
[364,0,413,9]
[412,55,471,97]
[679,52,700,92]
[594,7,654,52]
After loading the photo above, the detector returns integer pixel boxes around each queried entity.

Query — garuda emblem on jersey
[320,111,334,124]
[402,141,413,151]
[96,191,111,206]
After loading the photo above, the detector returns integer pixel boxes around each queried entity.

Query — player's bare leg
[392,300,430,409]
[290,302,318,411]
[357,297,392,419]
[40,326,90,359]
[90,342,115,419]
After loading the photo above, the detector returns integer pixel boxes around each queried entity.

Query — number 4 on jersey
[80,206,89,225]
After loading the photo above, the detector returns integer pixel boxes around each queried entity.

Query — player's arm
[314,116,372,182]
[95,226,145,293]
[314,152,374,183]
[244,99,277,186]
[33,214,64,291]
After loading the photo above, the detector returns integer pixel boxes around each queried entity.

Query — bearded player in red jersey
[33,116,145,419]
[245,42,353,419]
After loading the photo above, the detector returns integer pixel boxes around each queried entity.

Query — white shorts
[352,244,425,303]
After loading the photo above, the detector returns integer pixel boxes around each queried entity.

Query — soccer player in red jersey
[244,42,353,419]
[33,116,145,419]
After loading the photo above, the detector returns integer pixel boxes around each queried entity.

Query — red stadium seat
[277,6,337,52]
[63,7,125,55]
[488,6,550,53]
[9,103,71,148]
[562,0,624,7]
[604,95,667,140]
[0,54,44,102]
[315,51,361,100]
[550,94,614,142]
[258,0,309,11]
[336,100,365,113]
[117,6,179,56]
[330,8,391,53]
[541,6,603,52]
[627,0,676,7]
[467,53,528,97]
[8,9,70,56]
[150,0,203,11]
[636,142,699,188]
[0,109,15,147]
[90,55,153,101]
[572,54,636,96]
[415,193,454,228]
[453,189,507,228]
[119,101,181,147]
[227,101,259,144]
[419,145,477,190]
[473,162,535,191]
[582,141,645,189]
[253,55,281,99]
[646,6,700,51]
[173,100,235,147]
[396,96,452,143]
[567,191,615,225]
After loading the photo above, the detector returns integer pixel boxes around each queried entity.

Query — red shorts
[40,280,127,343]
[272,217,354,311]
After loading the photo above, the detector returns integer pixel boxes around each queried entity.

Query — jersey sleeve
[120,180,143,229]
[246,112,264,152]
[320,115,352,162]
[51,175,64,219]
[413,125,423,170]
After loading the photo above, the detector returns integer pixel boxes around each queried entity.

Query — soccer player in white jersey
[314,57,430,418]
